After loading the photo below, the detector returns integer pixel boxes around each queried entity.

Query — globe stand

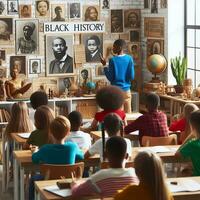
[150,74,161,83]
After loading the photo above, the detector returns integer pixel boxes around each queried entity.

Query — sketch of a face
[81,69,88,80]
[32,61,38,73]
[85,6,98,21]
[63,78,71,89]
[0,1,5,14]
[37,0,49,16]
[52,38,67,59]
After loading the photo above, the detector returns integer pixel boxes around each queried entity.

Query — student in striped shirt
[71,136,138,198]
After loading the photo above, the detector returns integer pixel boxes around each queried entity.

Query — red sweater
[169,118,186,132]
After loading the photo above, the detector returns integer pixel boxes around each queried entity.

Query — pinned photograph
[130,30,140,42]
[101,0,110,10]
[46,35,74,76]
[124,9,140,29]
[0,1,6,15]
[19,4,31,18]
[69,2,81,19]
[0,49,5,60]
[0,18,13,41]
[144,0,150,9]
[15,19,39,54]
[96,65,105,76]
[161,0,167,8]
[82,34,103,63]
[83,5,99,21]
[151,0,158,13]
[59,77,74,95]
[147,39,164,57]
[7,0,18,15]
[128,43,140,65]
[111,10,123,33]
[29,59,41,74]
[35,0,50,19]
[51,4,65,21]
[10,56,26,76]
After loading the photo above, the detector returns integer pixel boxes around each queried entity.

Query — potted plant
[170,55,187,93]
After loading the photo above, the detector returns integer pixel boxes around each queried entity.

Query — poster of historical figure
[7,0,18,15]
[101,0,110,10]
[51,4,65,22]
[15,19,39,55]
[147,39,164,57]
[19,4,32,18]
[82,33,103,63]
[124,9,140,29]
[111,9,123,33]
[69,2,81,19]
[0,17,13,43]
[161,0,167,8]
[35,0,50,19]
[29,59,41,74]
[10,55,26,76]
[83,5,99,21]
[46,34,74,76]
[0,1,6,15]
[151,0,158,13]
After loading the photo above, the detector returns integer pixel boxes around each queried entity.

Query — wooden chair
[40,162,84,180]
[141,134,177,146]
[101,161,134,169]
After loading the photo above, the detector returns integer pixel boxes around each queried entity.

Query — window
[185,0,200,87]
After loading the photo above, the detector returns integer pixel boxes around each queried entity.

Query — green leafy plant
[170,55,187,85]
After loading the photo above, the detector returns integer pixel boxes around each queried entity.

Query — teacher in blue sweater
[101,39,135,113]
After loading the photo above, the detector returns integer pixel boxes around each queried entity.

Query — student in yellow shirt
[115,151,174,200]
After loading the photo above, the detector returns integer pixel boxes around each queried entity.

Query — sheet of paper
[139,146,175,153]
[17,133,31,139]
[129,130,139,136]
[43,185,72,197]
[74,44,86,64]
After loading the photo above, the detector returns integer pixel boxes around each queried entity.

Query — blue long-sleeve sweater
[104,54,135,91]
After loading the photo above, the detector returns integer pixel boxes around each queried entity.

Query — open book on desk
[167,179,200,193]
[17,133,31,139]
[43,185,72,197]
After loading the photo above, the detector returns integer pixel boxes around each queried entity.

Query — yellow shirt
[114,184,174,200]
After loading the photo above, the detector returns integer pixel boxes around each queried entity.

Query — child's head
[87,35,100,54]
[36,0,49,16]
[183,103,199,121]
[145,92,160,111]
[113,39,126,55]
[96,85,124,110]
[134,151,169,200]
[104,113,122,136]
[68,111,82,131]
[50,115,71,141]
[30,91,48,109]
[189,110,200,138]
[105,136,128,166]
[34,105,54,131]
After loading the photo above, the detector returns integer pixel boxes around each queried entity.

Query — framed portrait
[130,30,140,42]
[82,33,103,63]
[0,17,13,43]
[10,55,26,76]
[79,68,92,86]
[51,4,65,22]
[144,0,150,9]
[15,19,39,55]
[101,0,110,10]
[29,59,41,74]
[147,39,164,57]
[19,4,31,18]
[128,43,140,65]
[0,1,6,15]
[111,9,123,33]
[161,0,167,8]
[35,0,50,19]
[0,66,6,78]
[59,77,75,95]
[151,0,158,13]
[7,0,18,15]
[69,2,81,20]
[0,49,5,60]
[95,65,105,76]
[124,9,140,29]
[83,5,99,21]
[46,34,74,77]
[144,17,164,38]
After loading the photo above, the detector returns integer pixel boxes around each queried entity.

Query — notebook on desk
[17,133,31,139]
[43,185,72,197]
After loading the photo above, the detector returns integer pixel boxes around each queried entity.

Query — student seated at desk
[71,136,138,198]
[66,111,92,150]
[124,92,169,145]
[84,113,131,161]
[175,110,200,176]
[23,105,54,149]
[115,151,174,200]
[169,103,199,143]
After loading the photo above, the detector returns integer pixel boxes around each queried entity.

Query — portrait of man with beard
[49,37,73,74]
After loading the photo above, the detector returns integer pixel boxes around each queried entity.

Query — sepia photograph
[19,4,31,18]
[0,17,13,41]
[51,4,65,21]
[0,49,5,60]
[101,0,110,10]
[79,68,92,89]
[59,77,75,95]
[96,65,105,76]
[124,9,140,29]
[111,10,123,33]
[82,34,103,63]
[144,0,150,9]
[83,5,99,21]
[151,0,158,13]
[147,39,164,57]
[10,55,26,76]
[29,59,41,74]
[69,2,81,19]
[15,19,39,55]
[35,0,50,19]
[130,30,140,42]
[0,1,5,15]
[161,0,167,8]
[128,43,140,65]
[46,35,74,76]
[7,0,18,15]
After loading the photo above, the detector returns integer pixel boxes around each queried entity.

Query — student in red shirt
[124,92,168,145]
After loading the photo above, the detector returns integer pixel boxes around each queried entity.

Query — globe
[147,54,167,76]
[86,81,96,90]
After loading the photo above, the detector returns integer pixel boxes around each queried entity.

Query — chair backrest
[40,162,84,180]
[141,134,177,146]
[100,161,134,169]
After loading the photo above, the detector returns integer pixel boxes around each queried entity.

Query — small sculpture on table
[5,66,32,99]
[80,69,89,93]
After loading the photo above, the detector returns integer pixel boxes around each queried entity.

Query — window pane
[196,71,200,87]
[196,0,200,25]
[196,30,200,48]
[187,48,195,69]
[187,69,195,86]
[187,29,195,47]
[187,0,195,25]
[196,49,200,70]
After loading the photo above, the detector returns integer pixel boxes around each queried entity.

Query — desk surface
[35,177,200,200]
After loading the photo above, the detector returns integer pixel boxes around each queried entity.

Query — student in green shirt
[176,110,200,176]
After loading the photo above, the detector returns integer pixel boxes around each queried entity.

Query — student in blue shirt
[101,39,135,113]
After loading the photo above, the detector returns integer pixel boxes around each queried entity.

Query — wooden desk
[35,177,200,200]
